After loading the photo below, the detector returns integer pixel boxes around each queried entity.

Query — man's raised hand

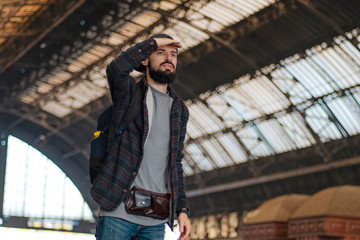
[153,38,182,49]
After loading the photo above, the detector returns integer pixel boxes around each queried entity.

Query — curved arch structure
[0,0,360,229]
[0,111,97,214]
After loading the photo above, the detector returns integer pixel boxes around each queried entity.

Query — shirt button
[138,49,142,52]
[133,171,137,176]
[123,189,127,193]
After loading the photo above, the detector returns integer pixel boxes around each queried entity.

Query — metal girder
[177,0,298,69]
[1,216,95,233]
[0,102,91,159]
[31,94,112,154]
[0,0,25,5]
[2,0,155,103]
[6,0,200,106]
[297,0,344,35]
[185,134,360,217]
[0,130,8,219]
[0,0,87,74]
[183,78,360,180]
[187,155,360,198]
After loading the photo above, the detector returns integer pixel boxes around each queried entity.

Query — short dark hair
[134,33,174,73]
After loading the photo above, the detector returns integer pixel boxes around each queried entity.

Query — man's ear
[142,59,149,67]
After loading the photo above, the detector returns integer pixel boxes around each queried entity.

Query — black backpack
[89,82,144,184]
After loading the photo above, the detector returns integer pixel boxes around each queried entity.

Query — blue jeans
[95,217,165,240]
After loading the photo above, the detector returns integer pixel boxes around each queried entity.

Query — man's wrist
[178,208,190,217]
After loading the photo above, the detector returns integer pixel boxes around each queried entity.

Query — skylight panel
[220,0,250,18]
[19,89,39,104]
[335,35,360,63]
[47,72,72,85]
[352,87,360,108]
[106,32,126,45]
[188,12,224,33]
[236,125,275,158]
[236,77,281,114]
[284,59,328,97]
[186,116,207,139]
[90,45,112,58]
[304,105,343,142]
[201,138,233,167]
[188,101,225,135]
[276,113,316,148]
[20,95,35,104]
[171,21,210,49]
[223,87,263,120]
[326,96,360,136]
[17,5,41,16]
[118,22,144,38]
[256,119,296,153]
[271,67,312,104]
[67,60,86,73]
[41,80,107,117]
[217,133,248,163]
[235,0,268,15]
[199,2,239,26]
[332,45,360,86]
[158,0,178,11]
[186,143,215,172]
[206,94,244,127]
[36,82,53,94]
[42,101,72,118]
[63,81,106,104]
[310,49,350,89]
[132,10,161,27]
[181,158,195,176]
[90,76,108,89]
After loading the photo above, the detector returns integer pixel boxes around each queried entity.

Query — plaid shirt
[90,38,190,228]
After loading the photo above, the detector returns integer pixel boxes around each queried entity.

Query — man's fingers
[179,226,189,240]
[180,221,184,232]
[179,222,189,240]
[170,41,182,48]
[154,38,182,49]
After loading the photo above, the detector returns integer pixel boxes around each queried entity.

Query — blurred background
[1,0,360,239]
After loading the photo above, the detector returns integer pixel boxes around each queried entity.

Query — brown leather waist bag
[125,186,171,220]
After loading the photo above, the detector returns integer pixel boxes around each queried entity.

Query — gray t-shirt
[99,86,171,226]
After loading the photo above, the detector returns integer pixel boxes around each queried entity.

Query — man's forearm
[106,38,157,81]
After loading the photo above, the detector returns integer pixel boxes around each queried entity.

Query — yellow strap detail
[94,131,103,138]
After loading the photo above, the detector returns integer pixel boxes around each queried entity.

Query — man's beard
[148,61,176,84]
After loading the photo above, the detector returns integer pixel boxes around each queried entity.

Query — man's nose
[164,53,174,62]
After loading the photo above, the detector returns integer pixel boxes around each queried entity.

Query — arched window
[2,135,94,231]
[0,135,179,239]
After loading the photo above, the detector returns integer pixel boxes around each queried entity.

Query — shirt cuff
[177,208,190,217]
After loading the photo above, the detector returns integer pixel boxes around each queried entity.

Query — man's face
[147,45,178,84]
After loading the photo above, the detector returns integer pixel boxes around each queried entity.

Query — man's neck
[146,75,168,94]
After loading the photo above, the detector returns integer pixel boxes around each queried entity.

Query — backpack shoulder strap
[97,105,113,132]
[115,80,144,136]
[123,80,144,125]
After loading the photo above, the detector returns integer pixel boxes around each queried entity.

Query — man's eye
[158,52,165,55]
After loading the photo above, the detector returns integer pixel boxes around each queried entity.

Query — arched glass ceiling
[182,29,360,176]
[3,136,94,231]
[12,1,360,178]
[17,0,277,117]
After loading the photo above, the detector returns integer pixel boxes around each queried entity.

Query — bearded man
[90,34,191,240]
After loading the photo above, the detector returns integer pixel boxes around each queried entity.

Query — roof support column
[0,130,8,220]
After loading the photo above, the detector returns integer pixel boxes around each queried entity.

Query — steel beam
[187,155,360,198]
[0,0,87,74]
[0,130,8,219]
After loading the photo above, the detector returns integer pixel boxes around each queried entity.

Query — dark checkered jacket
[90,38,190,229]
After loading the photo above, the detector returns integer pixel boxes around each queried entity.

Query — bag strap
[115,81,144,137]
